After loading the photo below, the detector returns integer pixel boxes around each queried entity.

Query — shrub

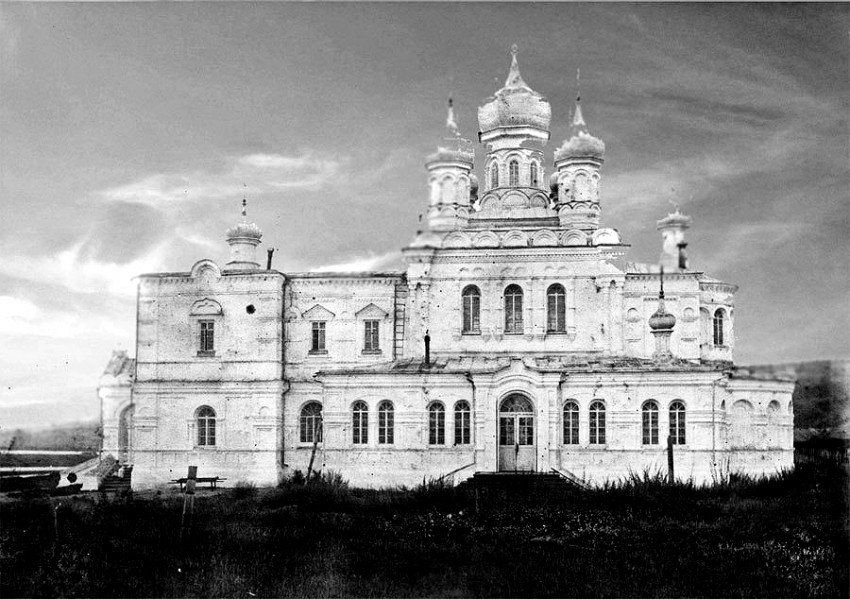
[231,480,258,499]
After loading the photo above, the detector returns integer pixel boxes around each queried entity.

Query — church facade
[102,48,795,488]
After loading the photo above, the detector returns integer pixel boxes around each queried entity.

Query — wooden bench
[170,476,227,491]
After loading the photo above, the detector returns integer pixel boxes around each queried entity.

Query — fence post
[667,435,675,484]
[180,465,197,543]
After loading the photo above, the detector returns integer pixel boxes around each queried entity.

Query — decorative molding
[302,304,336,321]
[189,297,223,316]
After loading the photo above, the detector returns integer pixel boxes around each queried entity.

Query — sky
[1,3,848,429]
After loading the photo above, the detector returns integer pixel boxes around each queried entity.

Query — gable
[302,304,336,321]
[355,303,389,320]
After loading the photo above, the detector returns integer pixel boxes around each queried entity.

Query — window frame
[363,319,380,353]
[299,402,323,444]
[713,309,725,346]
[589,400,606,445]
[509,160,519,186]
[352,401,368,445]
[490,162,499,188]
[310,320,327,354]
[642,400,659,445]
[196,406,217,447]
[461,285,481,334]
[546,284,567,333]
[428,402,446,446]
[378,400,394,445]
[504,284,524,334]
[198,320,216,356]
[530,162,539,187]
[563,401,580,445]
[454,401,472,446]
[669,401,686,445]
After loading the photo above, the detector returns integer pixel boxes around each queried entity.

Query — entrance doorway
[498,394,535,471]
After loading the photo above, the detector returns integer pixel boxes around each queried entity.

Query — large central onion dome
[478,45,551,137]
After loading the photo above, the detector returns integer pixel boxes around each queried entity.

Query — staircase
[393,283,408,359]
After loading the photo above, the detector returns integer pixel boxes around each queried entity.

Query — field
[1,465,847,598]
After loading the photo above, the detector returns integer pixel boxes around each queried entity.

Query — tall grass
[1,464,846,598]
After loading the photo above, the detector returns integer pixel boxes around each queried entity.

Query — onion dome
[226,198,263,242]
[554,95,605,162]
[657,205,693,231]
[648,299,676,331]
[427,98,475,167]
[478,45,551,136]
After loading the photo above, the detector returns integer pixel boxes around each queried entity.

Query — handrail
[550,466,590,490]
[437,461,477,486]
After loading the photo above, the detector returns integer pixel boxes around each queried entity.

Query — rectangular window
[455,409,471,445]
[364,320,380,352]
[563,411,579,445]
[311,321,326,353]
[199,321,215,354]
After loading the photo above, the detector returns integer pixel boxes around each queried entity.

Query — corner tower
[553,77,606,232]
[475,45,552,219]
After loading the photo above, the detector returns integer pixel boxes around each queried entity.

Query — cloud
[98,151,344,209]
[0,237,168,297]
[0,295,126,339]
[309,251,402,273]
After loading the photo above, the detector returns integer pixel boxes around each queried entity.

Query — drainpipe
[711,373,726,480]
[557,372,568,471]
[424,330,431,366]
[463,371,476,464]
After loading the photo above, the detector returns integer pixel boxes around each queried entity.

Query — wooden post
[306,419,322,483]
[667,435,675,484]
[180,465,197,542]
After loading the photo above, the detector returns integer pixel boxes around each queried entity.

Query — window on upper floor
[563,401,579,445]
[504,285,523,334]
[428,402,445,445]
[364,320,380,353]
[547,284,566,333]
[589,401,606,445]
[311,321,327,353]
[462,285,481,334]
[713,309,725,346]
[509,160,519,186]
[669,401,686,445]
[196,406,216,447]
[642,401,659,445]
[199,320,215,355]
[300,402,323,444]
[490,163,499,188]
[530,162,539,187]
[352,401,368,444]
[378,400,394,445]
[454,401,471,445]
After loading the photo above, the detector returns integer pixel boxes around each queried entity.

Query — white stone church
[100,47,794,488]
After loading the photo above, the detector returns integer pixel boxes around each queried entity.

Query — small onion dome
[469,173,479,196]
[554,97,605,161]
[226,220,263,241]
[478,46,551,135]
[648,300,676,331]
[657,208,692,230]
[425,145,474,167]
[548,172,559,194]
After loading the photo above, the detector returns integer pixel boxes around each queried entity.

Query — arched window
[352,401,368,444]
[454,401,471,445]
[767,400,782,448]
[378,400,394,445]
[546,284,566,333]
[491,163,499,188]
[730,400,752,448]
[504,285,523,334]
[462,285,481,333]
[300,402,323,443]
[509,160,519,186]
[563,401,579,445]
[713,309,725,346]
[642,401,659,445]
[530,162,539,187]
[589,401,606,445]
[428,402,445,445]
[196,406,216,447]
[669,401,686,445]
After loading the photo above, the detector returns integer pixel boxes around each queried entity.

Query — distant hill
[745,359,850,441]
[0,421,101,451]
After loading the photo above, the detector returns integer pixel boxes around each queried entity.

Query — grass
[1,464,847,598]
